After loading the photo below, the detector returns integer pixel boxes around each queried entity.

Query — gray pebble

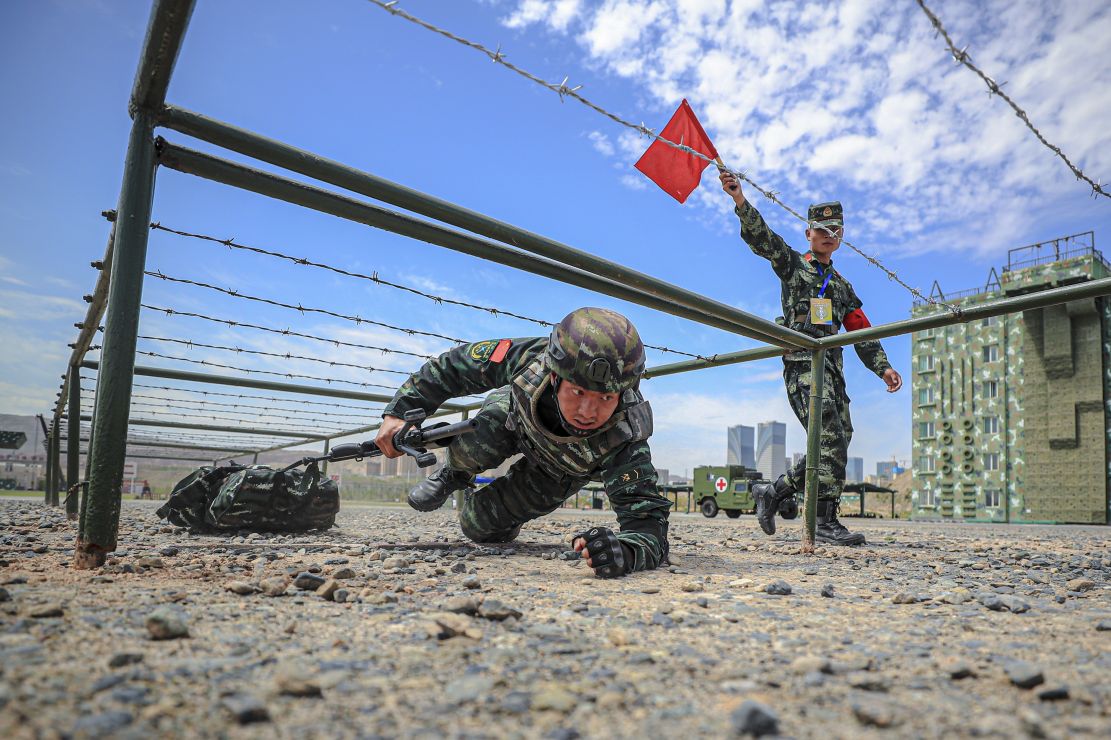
[730,699,779,737]
[222,692,270,724]
[763,580,792,595]
[293,572,326,590]
[1004,660,1044,689]
[146,607,189,640]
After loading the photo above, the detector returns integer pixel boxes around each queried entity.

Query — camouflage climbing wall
[910,252,1109,524]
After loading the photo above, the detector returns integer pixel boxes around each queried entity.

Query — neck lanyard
[814,260,833,298]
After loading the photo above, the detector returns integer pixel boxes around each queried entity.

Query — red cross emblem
[714,477,728,493]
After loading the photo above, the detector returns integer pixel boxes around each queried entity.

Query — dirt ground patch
[1,498,1109,738]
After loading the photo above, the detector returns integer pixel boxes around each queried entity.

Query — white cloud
[586,130,615,157]
[502,0,1111,258]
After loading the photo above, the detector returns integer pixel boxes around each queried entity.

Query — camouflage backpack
[156,461,339,534]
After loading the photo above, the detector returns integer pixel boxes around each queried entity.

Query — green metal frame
[65,0,1111,567]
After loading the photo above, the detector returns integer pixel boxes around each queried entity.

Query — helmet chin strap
[550,376,594,438]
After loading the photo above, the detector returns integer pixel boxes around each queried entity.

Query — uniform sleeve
[383,337,546,417]
[736,200,799,282]
[843,289,892,377]
[601,440,671,572]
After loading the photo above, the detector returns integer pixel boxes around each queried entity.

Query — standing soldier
[375,308,671,577]
[719,171,902,545]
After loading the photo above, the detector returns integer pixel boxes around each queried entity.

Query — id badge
[810,298,833,325]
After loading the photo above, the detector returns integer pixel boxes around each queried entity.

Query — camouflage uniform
[383,337,671,571]
[735,201,892,500]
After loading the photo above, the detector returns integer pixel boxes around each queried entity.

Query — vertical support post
[860,490,865,517]
[44,428,55,504]
[51,418,64,506]
[453,409,470,512]
[252,452,259,464]
[890,491,895,520]
[76,111,159,569]
[803,348,826,552]
[321,438,331,476]
[66,366,81,520]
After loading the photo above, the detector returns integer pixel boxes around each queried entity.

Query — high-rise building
[756,421,786,481]
[791,452,805,470]
[876,460,899,480]
[846,457,864,484]
[910,232,1110,523]
[726,425,755,468]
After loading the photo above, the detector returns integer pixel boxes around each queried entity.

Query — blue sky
[1,0,1109,478]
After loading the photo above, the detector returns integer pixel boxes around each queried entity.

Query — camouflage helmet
[547,307,645,393]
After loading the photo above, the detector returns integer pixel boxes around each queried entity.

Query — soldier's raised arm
[719,170,798,281]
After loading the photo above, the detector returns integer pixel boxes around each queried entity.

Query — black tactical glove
[778,495,799,520]
[572,526,632,578]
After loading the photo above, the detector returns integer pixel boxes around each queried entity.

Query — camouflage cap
[547,307,645,393]
[808,201,843,228]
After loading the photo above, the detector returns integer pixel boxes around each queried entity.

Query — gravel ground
[1,497,1109,739]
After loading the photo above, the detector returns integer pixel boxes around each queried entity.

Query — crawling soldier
[375,308,671,578]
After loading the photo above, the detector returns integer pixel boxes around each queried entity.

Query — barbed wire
[915,0,1107,200]
[72,406,324,440]
[149,224,712,360]
[141,304,436,360]
[87,378,391,412]
[88,345,399,390]
[144,269,467,344]
[121,400,358,432]
[74,414,305,445]
[81,402,341,437]
[137,334,414,376]
[84,388,381,421]
[366,0,958,315]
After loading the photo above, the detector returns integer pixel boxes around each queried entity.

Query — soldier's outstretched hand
[719,169,745,206]
[375,415,407,458]
[572,526,631,578]
[882,368,902,393]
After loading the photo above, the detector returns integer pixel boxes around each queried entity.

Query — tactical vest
[505,357,653,480]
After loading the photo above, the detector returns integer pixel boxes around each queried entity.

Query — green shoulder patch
[469,340,498,362]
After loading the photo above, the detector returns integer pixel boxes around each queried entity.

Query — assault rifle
[286,409,477,470]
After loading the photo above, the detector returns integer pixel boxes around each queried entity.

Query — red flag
[634,99,719,204]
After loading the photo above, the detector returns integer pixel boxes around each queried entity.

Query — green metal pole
[77,112,159,569]
[155,140,810,351]
[156,109,816,351]
[44,428,54,505]
[803,349,826,552]
[66,366,80,519]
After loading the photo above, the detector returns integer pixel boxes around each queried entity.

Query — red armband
[843,309,871,332]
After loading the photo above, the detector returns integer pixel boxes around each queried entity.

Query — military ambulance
[693,464,765,518]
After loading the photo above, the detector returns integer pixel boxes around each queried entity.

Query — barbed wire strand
[119,400,362,431]
[141,304,436,360]
[915,0,1107,200]
[144,269,468,344]
[366,0,959,315]
[88,345,399,391]
[149,224,712,360]
[84,388,381,420]
[74,417,302,446]
[136,334,414,376]
[85,378,391,412]
[80,403,342,438]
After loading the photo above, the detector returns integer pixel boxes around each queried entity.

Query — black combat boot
[751,475,797,535]
[816,499,866,546]
[407,467,472,512]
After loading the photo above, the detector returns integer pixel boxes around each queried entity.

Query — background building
[910,231,1110,524]
[876,460,901,481]
[726,425,755,468]
[846,457,864,484]
[756,421,786,481]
